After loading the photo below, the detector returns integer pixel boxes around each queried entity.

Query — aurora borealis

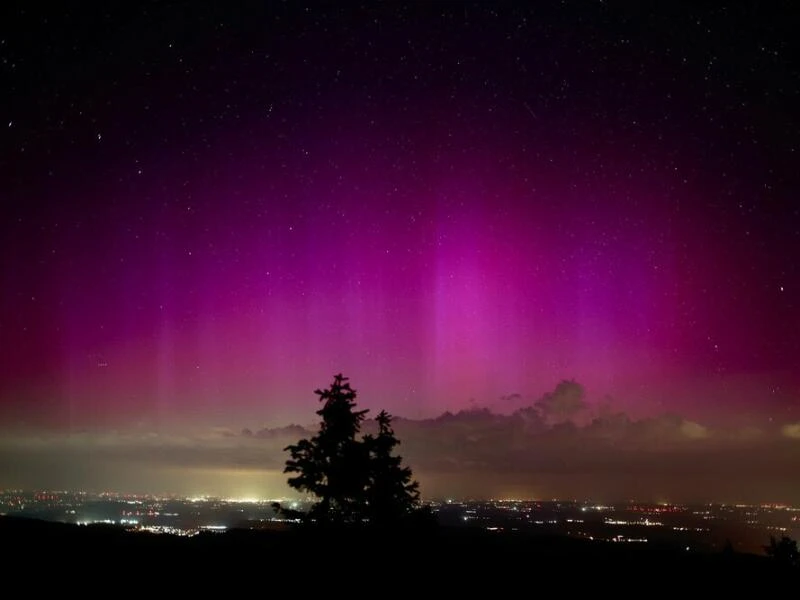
[1,3,798,501]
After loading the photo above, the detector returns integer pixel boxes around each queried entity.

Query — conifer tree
[284,373,370,524]
[364,410,421,525]
[282,374,422,527]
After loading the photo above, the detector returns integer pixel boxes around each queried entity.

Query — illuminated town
[2,490,796,555]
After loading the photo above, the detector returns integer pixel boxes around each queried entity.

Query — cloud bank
[2,382,798,504]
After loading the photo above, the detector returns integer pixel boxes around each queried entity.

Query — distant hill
[2,515,795,593]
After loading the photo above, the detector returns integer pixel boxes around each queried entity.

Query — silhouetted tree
[764,535,799,568]
[283,374,371,524]
[364,410,420,526]
[280,374,423,527]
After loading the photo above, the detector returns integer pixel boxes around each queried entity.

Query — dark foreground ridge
[3,515,797,593]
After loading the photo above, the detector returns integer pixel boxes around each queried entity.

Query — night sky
[1,3,799,500]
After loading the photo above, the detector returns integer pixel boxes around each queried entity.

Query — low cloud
[1,381,798,503]
[782,422,800,439]
[534,379,587,424]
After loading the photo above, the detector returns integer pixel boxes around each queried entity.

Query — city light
[2,490,798,555]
